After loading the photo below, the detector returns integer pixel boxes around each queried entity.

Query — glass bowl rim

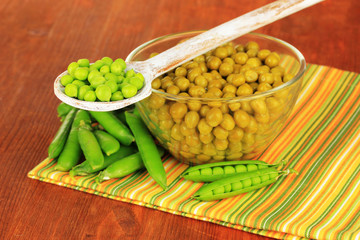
[126,30,306,102]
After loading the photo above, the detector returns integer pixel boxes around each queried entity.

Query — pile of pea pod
[49,102,167,189]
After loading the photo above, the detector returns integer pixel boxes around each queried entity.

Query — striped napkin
[29,64,360,240]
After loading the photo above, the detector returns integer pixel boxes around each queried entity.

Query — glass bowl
[126,31,306,165]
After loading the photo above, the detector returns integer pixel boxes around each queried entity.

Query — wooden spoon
[54,0,323,112]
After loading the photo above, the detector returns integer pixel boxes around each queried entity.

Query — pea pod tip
[95,177,102,184]
[159,183,168,190]
[69,174,78,181]
[286,168,299,175]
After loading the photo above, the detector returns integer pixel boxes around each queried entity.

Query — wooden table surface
[1,0,359,239]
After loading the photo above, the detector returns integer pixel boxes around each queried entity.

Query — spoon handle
[144,0,323,79]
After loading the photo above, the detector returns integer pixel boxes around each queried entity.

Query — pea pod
[114,111,126,125]
[48,108,77,159]
[69,145,137,177]
[57,102,74,121]
[96,147,165,183]
[192,167,298,201]
[89,111,134,145]
[182,160,285,182]
[94,130,120,156]
[55,110,91,171]
[125,112,167,190]
[133,106,141,117]
[78,120,104,170]
[114,107,140,126]
[113,105,135,122]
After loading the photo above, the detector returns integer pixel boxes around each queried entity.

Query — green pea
[90,76,106,88]
[213,167,224,175]
[129,76,144,90]
[64,83,78,97]
[258,164,268,169]
[118,82,128,91]
[101,56,113,66]
[110,61,123,75]
[100,65,110,75]
[125,69,136,78]
[251,176,261,185]
[110,91,124,101]
[231,182,243,191]
[260,174,270,182]
[60,75,73,86]
[213,186,225,195]
[96,85,112,102]
[200,168,212,175]
[78,85,91,100]
[124,77,131,84]
[114,58,126,70]
[89,64,98,72]
[188,169,200,176]
[235,165,247,173]
[122,84,138,98]
[104,72,118,82]
[247,164,258,172]
[72,80,86,88]
[105,79,118,93]
[84,90,96,101]
[88,70,102,82]
[77,58,90,67]
[224,166,235,174]
[224,184,232,193]
[74,67,88,80]
[135,72,144,81]
[117,75,125,83]
[92,60,105,70]
[94,129,120,156]
[198,191,214,200]
[241,179,252,188]
[67,62,79,77]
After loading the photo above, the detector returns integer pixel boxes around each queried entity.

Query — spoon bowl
[54,62,154,112]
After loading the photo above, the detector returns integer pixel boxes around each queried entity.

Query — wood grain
[0,0,358,239]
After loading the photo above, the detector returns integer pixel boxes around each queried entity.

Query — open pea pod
[192,167,298,201]
[182,160,285,182]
